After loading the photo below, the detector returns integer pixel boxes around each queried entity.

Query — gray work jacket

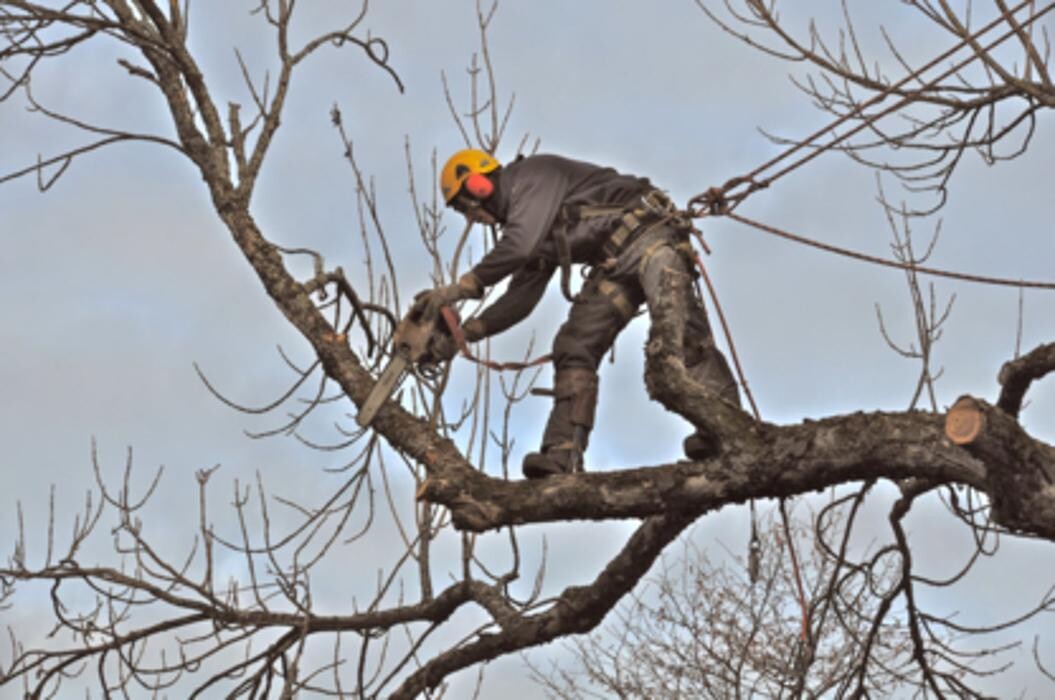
[469,154,651,336]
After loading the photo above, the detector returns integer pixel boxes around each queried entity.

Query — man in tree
[416,149,740,478]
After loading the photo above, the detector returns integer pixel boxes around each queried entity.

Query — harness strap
[597,279,637,322]
[605,210,644,256]
[555,220,576,302]
[555,204,637,302]
[638,238,696,277]
[574,203,626,218]
[554,190,676,300]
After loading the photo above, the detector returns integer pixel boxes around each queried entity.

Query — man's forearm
[471,266,552,337]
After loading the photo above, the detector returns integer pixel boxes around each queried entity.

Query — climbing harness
[436,190,684,370]
[554,189,679,301]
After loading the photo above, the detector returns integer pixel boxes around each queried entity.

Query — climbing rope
[683,1,1055,294]
[675,1,1055,649]
[692,239,812,644]
[724,211,1055,290]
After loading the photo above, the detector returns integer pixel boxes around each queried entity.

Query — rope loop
[687,176,769,218]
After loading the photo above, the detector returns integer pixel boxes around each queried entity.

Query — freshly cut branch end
[945,396,985,445]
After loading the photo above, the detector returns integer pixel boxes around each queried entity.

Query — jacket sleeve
[468,168,567,287]
[472,263,555,337]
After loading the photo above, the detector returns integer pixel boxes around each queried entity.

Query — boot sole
[522,463,566,479]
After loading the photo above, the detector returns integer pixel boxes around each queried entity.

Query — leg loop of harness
[597,279,638,323]
[556,221,576,302]
[636,236,697,282]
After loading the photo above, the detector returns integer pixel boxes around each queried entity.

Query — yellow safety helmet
[440,149,500,204]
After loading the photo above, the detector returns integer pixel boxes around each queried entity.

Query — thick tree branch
[207,207,1054,546]
[390,510,696,699]
[420,410,990,531]
[421,274,1055,546]
[944,396,1055,537]
[998,341,1055,417]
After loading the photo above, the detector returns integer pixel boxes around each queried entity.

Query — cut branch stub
[945,396,985,445]
[944,395,1055,538]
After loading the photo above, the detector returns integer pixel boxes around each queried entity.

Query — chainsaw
[355,301,455,427]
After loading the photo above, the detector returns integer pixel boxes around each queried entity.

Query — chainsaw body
[355,303,452,427]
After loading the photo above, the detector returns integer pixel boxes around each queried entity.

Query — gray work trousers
[540,224,740,451]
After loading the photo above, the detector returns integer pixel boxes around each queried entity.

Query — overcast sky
[2,1,1054,697]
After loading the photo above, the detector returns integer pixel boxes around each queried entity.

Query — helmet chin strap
[452,192,482,214]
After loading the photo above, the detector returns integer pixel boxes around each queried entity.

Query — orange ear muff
[464,172,494,200]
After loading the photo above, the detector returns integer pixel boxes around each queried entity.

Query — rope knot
[688,176,771,218]
[703,186,729,215]
[687,185,730,218]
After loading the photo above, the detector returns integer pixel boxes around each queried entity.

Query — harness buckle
[641,190,674,217]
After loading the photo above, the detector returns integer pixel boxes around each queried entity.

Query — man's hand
[426,332,459,364]
[419,317,486,367]
[411,274,483,316]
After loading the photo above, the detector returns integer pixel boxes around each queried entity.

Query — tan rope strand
[741,0,1041,184]
[758,0,1055,192]
[725,211,1055,290]
[779,497,812,647]
[689,0,1054,213]
[692,238,762,420]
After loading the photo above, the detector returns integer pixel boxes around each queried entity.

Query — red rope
[691,234,761,421]
[691,232,812,645]
[439,306,551,372]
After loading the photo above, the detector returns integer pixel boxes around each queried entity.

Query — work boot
[682,338,739,462]
[683,431,721,461]
[522,447,579,479]
[525,367,598,479]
